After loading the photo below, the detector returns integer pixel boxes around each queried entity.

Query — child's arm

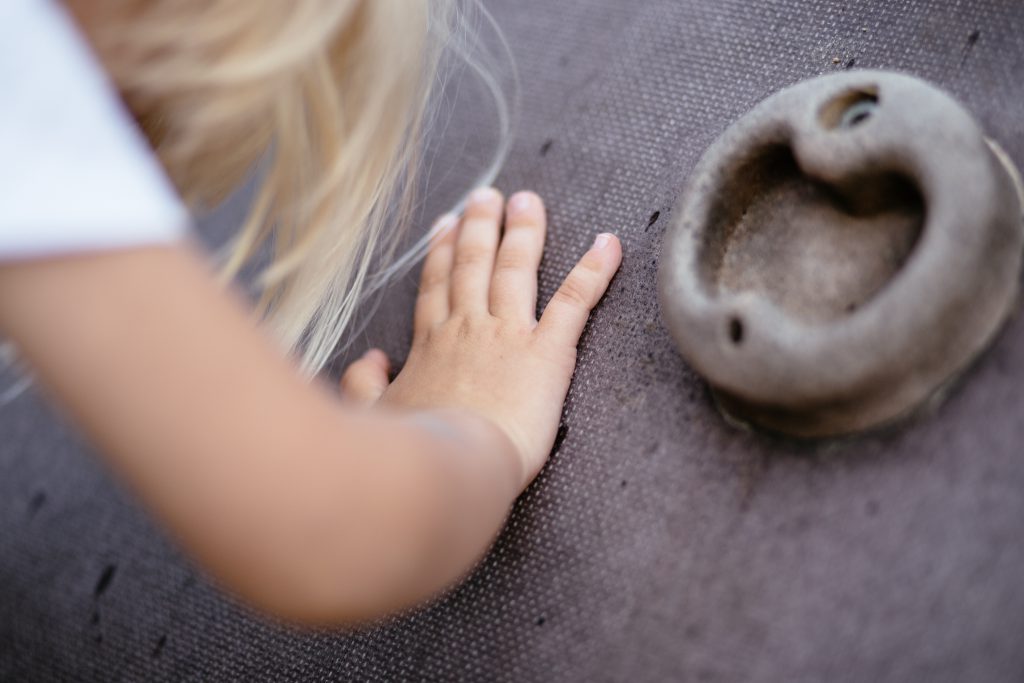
[0,189,621,624]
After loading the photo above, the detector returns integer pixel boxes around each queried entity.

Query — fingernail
[593,233,613,250]
[434,213,458,231]
[363,348,389,366]
[469,187,500,206]
[508,192,536,214]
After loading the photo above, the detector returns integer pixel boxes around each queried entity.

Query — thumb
[339,349,391,405]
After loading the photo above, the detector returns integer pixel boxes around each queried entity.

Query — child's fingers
[536,234,622,347]
[414,216,458,335]
[490,192,547,321]
[340,349,391,405]
[451,188,504,314]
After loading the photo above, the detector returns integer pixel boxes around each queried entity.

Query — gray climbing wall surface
[2,1,1023,680]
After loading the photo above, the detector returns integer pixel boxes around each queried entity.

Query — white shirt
[0,0,190,261]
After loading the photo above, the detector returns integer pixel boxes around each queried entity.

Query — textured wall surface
[3,1,1023,681]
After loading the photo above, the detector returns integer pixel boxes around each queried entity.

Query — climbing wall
[2,1,1023,680]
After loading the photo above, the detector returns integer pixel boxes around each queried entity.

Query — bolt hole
[841,100,877,128]
[728,317,745,344]
[820,87,880,130]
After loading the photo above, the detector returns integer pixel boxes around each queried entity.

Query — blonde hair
[75,0,514,374]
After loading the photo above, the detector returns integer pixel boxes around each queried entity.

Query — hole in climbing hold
[820,87,879,130]
[729,318,744,344]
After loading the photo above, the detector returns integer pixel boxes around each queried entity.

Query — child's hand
[341,188,622,488]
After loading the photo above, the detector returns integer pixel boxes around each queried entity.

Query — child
[0,0,622,624]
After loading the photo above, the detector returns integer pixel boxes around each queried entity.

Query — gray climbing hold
[659,71,1024,438]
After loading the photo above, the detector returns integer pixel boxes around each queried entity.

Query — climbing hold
[659,71,1024,438]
